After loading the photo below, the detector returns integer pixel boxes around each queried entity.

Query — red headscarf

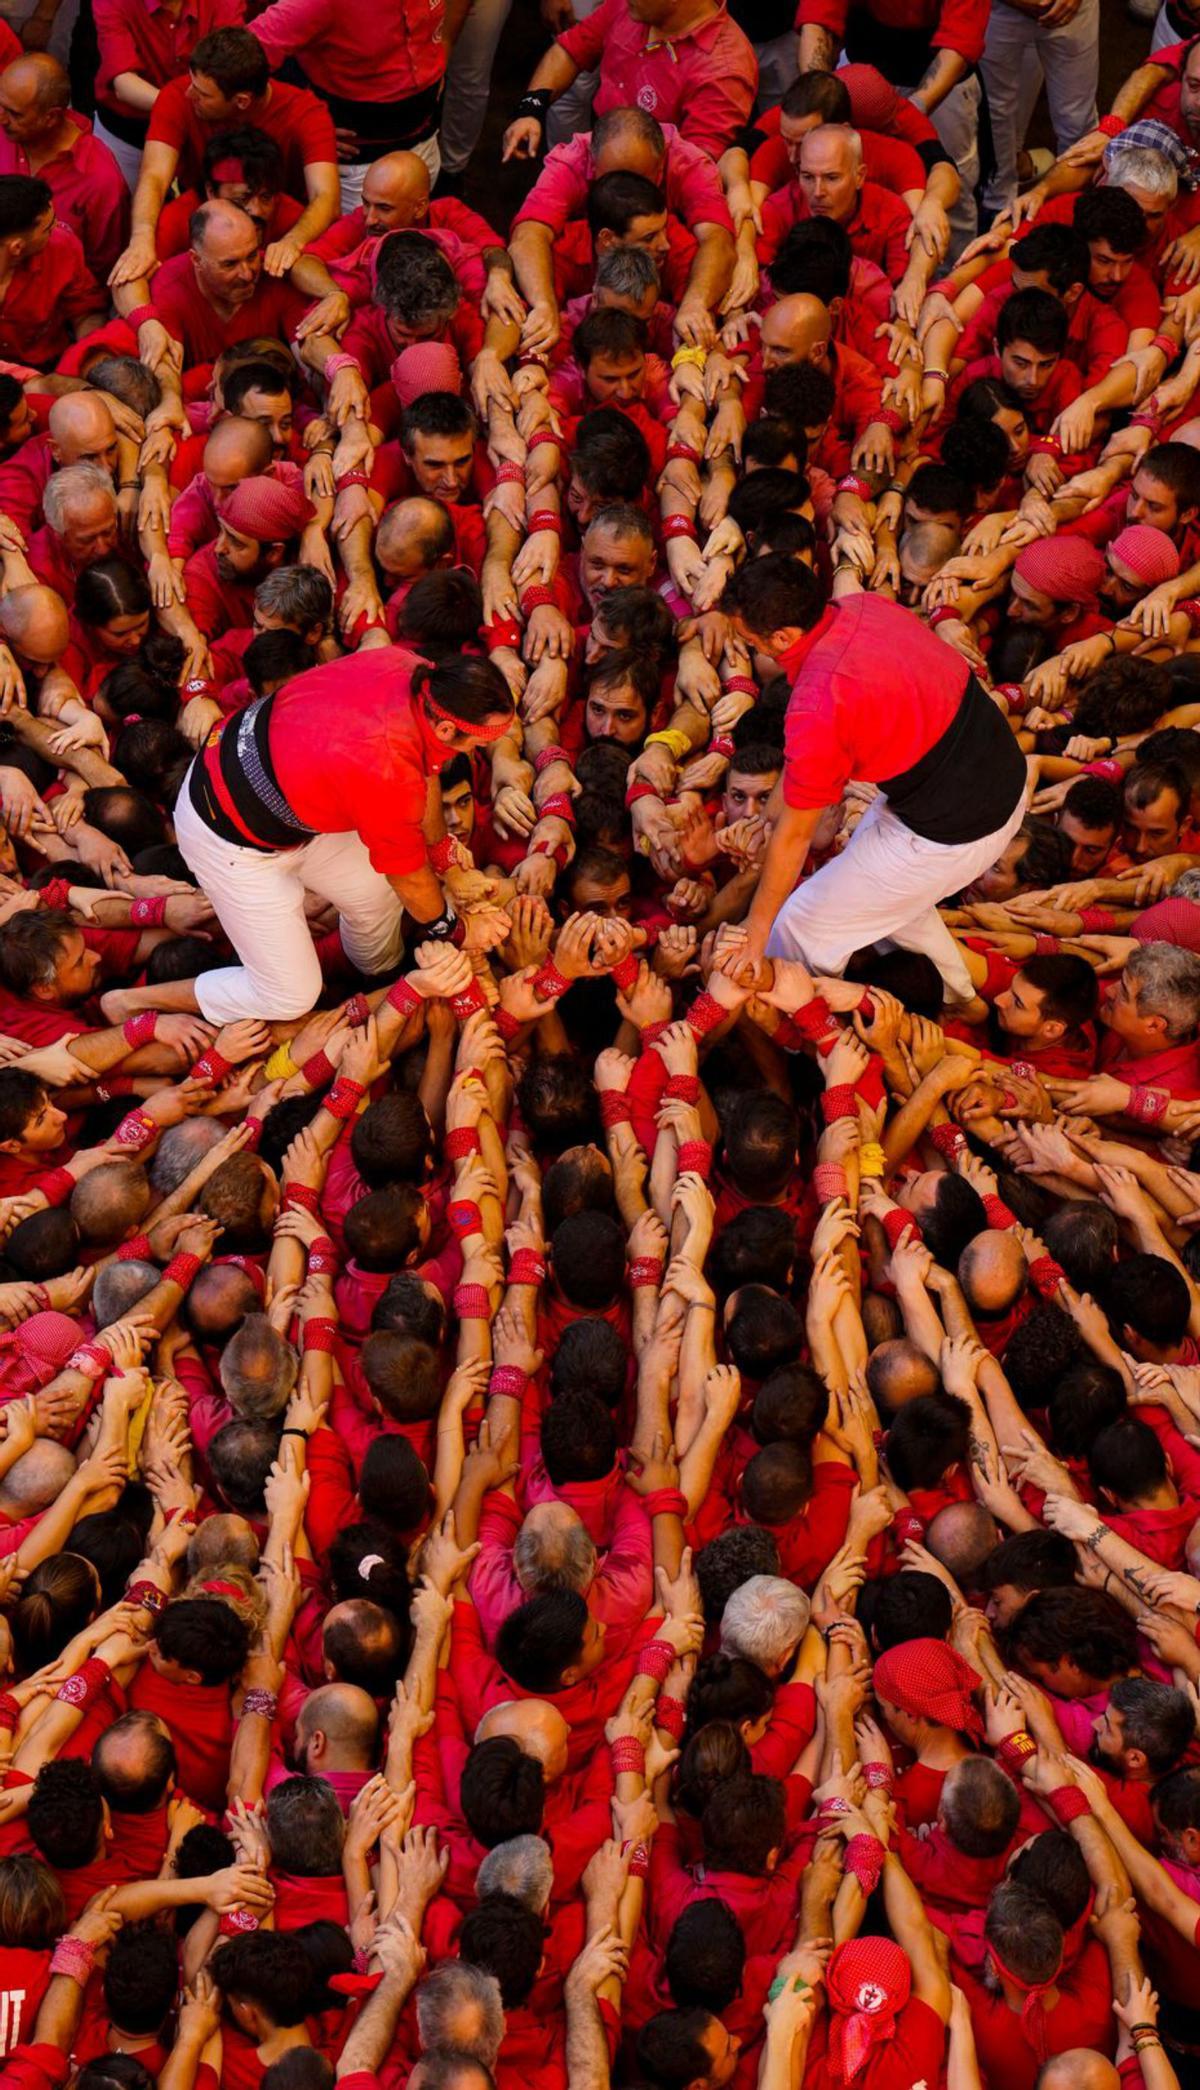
[826,1936,911,2082]
[986,1931,1062,2060]
[873,1638,984,1741]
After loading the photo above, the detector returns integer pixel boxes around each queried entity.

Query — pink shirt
[556,0,756,160]
[513,121,733,238]
[0,225,102,369]
[0,118,129,282]
[250,0,445,103]
[470,1486,653,1648]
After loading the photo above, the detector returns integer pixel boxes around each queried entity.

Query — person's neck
[918,1729,969,1769]
[650,0,715,39]
[1132,1478,1179,1510]
[26,116,75,172]
[1000,1974,1058,2016]
[258,2027,310,2065]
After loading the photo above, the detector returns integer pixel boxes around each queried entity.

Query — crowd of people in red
[5,0,1200,2087]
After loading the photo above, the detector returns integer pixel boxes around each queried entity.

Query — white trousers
[175,785,404,1022]
[767,789,1027,1001]
[92,115,144,192]
[980,0,1099,214]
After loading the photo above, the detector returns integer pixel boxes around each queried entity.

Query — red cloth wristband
[996,1730,1037,1776]
[192,1047,233,1086]
[111,1110,157,1152]
[600,1091,634,1128]
[666,440,701,463]
[686,990,725,1039]
[812,1162,849,1201]
[325,1076,366,1122]
[636,1638,675,1682]
[928,1122,967,1159]
[844,1833,885,1894]
[450,980,488,1020]
[656,1694,685,1740]
[539,791,575,823]
[509,1248,545,1286]
[307,1237,338,1275]
[677,1138,712,1179]
[533,745,571,774]
[611,1737,646,1775]
[445,1126,482,1160]
[122,1011,157,1049]
[519,583,557,614]
[983,1193,1017,1230]
[1028,1253,1065,1298]
[527,510,562,535]
[485,619,522,653]
[663,1074,700,1103]
[130,894,168,927]
[625,777,662,807]
[531,960,571,1001]
[55,1656,112,1710]
[790,997,835,1042]
[642,1487,688,1518]
[453,1283,492,1320]
[821,1084,857,1122]
[662,514,698,541]
[38,1164,76,1206]
[163,1251,203,1291]
[1098,112,1125,136]
[1078,906,1116,932]
[387,977,422,1018]
[494,1006,523,1041]
[1048,1785,1091,1823]
[303,1317,338,1354]
[629,1256,663,1288]
[0,1692,20,1732]
[610,952,639,991]
[117,1234,152,1262]
[882,1207,918,1250]
[495,459,524,485]
[1127,1084,1168,1125]
[489,1364,528,1398]
[39,877,71,912]
[449,1199,483,1237]
[298,1048,335,1089]
[68,1342,110,1377]
[283,1183,320,1215]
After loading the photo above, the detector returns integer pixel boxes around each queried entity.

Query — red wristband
[450,979,488,1021]
[122,1010,159,1050]
[812,1162,849,1201]
[983,1193,1017,1230]
[387,977,422,1019]
[283,1183,320,1215]
[662,514,698,542]
[428,834,456,875]
[39,877,71,912]
[663,1074,700,1103]
[117,1234,152,1263]
[453,1283,492,1320]
[445,1126,482,1161]
[629,1256,663,1289]
[599,1090,634,1128]
[449,1199,483,1237]
[820,1084,857,1123]
[677,1138,712,1179]
[636,1638,676,1682]
[509,1248,545,1287]
[531,961,571,1001]
[1028,1253,1066,1298]
[303,1317,338,1354]
[882,1208,918,1250]
[1048,1785,1091,1823]
[193,1047,233,1086]
[686,990,725,1039]
[656,1693,685,1740]
[1078,906,1116,933]
[489,1364,528,1398]
[325,1076,366,1122]
[164,1251,203,1291]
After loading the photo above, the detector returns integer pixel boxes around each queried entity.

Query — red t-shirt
[0,226,102,369]
[146,72,336,194]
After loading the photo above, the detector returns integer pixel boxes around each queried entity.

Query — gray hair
[218,1311,298,1419]
[720,1575,811,1670]
[1126,941,1200,1039]
[91,1258,158,1326]
[592,106,665,159]
[416,1963,504,2068]
[595,243,660,303]
[803,121,863,173]
[254,563,333,628]
[150,1118,225,1195]
[42,462,115,535]
[87,356,162,419]
[1171,868,1200,906]
[1105,142,1179,202]
[475,1835,554,1913]
[512,1512,596,1595]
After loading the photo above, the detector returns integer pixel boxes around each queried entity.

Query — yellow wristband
[860,1141,886,1178]
[265,1044,300,1082]
[671,346,707,370]
[645,727,691,759]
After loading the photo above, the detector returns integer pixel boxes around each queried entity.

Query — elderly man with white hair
[720,1575,812,1679]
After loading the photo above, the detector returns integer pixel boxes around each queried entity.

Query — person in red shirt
[109,26,339,290]
[503,0,757,170]
[757,123,918,290]
[719,556,1026,998]
[91,0,244,185]
[0,57,129,285]
[509,108,733,355]
[154,125,305,261]
[0,175,104,371]
[174,649,513,1020]
[180,474,316,644]
[121,198,332,376]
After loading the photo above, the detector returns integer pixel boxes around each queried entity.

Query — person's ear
[1125,1746,1148,1778]
[1042,1017,1065,1042]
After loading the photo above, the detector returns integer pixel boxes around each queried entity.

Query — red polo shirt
[0,118,129,283]
[796,0,989,67]
[0,432,53,534]
[93,0,243,113]
[556,0,756,159]
[0,225,102,369]
[148,250,310,368]
[341,297,483,389]
[184,541,256,637]
[955,277,1128,392]
[146,72,336,195]
[757,179,914,281]
[251,0,445,101]
[779,594,968,811]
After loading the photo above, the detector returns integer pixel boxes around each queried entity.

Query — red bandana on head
[827,1937,911,2083]
[873,1637,984,1742]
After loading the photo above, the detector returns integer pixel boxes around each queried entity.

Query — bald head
[0,1439,75,1516]
[70,1160,151,1247]
[0,583,69,666]
[901,520,961,589]
[866,1337,941,1415]
[297,1683,379,1770]
[926,1501,1001,1585]
[375,496,454,580]
[204,414,273,494]
[361,150,431,232]
[1036,2056,1121,2090]
[187,1513,261,1577]
[187,1262,260,1344]
[958,1231,1027,1316]
[47,391,117,472]
[475,1698,569,1782]
[0,52,69,117]
[761,293,831,370]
